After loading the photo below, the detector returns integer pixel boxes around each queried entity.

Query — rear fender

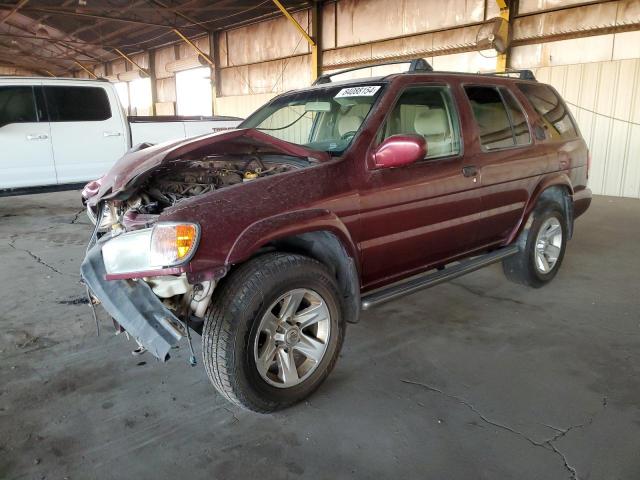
[507,174,573,244]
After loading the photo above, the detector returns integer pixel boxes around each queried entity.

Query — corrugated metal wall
[62,0,640,199]
[534,59,640,198]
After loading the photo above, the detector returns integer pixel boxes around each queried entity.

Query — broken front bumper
[80,240,184,361]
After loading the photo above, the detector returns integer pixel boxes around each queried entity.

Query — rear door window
[517,83,577,140]
[44,86,111,122]
[0,86,38,125]
[464,86,530,150]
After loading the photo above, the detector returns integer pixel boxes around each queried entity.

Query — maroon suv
[81,59,591,412]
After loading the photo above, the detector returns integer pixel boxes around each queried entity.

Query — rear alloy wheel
[533,217,563,274]
[202,253,344,412]
[503,202,568,288]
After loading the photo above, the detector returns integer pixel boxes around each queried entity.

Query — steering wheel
[341,130,357,140]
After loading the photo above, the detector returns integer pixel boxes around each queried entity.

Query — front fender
[226,209,359,268]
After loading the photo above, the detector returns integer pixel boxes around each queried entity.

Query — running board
[361,245,519,310]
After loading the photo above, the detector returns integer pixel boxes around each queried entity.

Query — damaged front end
[80,129,318,361]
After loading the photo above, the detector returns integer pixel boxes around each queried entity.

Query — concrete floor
[0,192,639,480]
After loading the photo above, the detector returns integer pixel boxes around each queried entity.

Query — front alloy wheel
[202,253,345,412]
[254,289,331,388]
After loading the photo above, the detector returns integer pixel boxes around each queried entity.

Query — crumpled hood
[85,128,329,206]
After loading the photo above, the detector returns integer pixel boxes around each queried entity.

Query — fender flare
[225,209,362,323]
[507,174,574,243]
[226,209,359,269]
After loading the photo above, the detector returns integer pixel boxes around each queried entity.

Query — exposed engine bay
[139,156,298,212]
[89,155,301,232]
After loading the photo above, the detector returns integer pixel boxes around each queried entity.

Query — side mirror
[373,134,427,169]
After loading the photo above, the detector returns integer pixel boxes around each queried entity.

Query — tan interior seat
[413,108,453,157]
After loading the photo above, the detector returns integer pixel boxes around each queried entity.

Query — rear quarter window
[44,86,111,122]
[517,83,577,141]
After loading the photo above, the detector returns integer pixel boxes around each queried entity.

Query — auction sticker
[335,85,381,98]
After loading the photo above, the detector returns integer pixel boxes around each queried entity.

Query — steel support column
[148,51,158,115]
[210,32,221,115]
[495,0,510,72]
[272,0,319,81]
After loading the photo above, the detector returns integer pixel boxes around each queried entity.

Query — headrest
[338,114,364,136]
[414,108,448,136]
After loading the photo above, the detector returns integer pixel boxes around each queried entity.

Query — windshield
[241,83,385,154]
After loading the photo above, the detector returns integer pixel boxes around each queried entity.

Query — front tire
[502,202,568,288]
[202,252,345,412]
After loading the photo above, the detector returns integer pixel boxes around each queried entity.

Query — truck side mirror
[373,134,427,169]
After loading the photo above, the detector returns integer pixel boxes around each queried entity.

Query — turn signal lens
[150,223,199,267]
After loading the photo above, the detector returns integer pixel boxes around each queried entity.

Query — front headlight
[102,222,200,275]
[150,223,199,267]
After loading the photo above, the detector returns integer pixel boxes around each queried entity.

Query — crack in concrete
[223,407,240,424]
[449,281,529,307]
[548,442,579,480]
[70,208,85,224]
[402,379,607,480]
[8,239,64,276]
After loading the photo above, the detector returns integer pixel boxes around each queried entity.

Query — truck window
[517,83,578,141]
[379,85,461,159]
[44,86,111,122]
[0,86,37,126]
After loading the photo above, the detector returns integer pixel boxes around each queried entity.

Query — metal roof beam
[0,0,29,27]
[0,19,106,62]
[149,0,209,31]
[0,5,189,29]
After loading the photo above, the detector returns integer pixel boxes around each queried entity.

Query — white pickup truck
[0,77,242,195]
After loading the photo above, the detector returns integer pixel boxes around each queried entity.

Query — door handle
[103,131,122,137]
[26,134,48,141]
[462,166,478,178]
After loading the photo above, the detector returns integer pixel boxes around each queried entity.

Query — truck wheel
[202,252,345,412]
[502,202,567,288]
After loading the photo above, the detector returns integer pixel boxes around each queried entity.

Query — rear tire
[502,202,567,288]
[202,252,345,412]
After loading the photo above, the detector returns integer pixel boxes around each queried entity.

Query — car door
[44,83,128,184]
[461,85,541,246]
[358,84,483,290]
[0,82,57,189]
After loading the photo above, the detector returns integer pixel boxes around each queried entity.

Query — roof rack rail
[313,58,433,85]
[480,69,537,81]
